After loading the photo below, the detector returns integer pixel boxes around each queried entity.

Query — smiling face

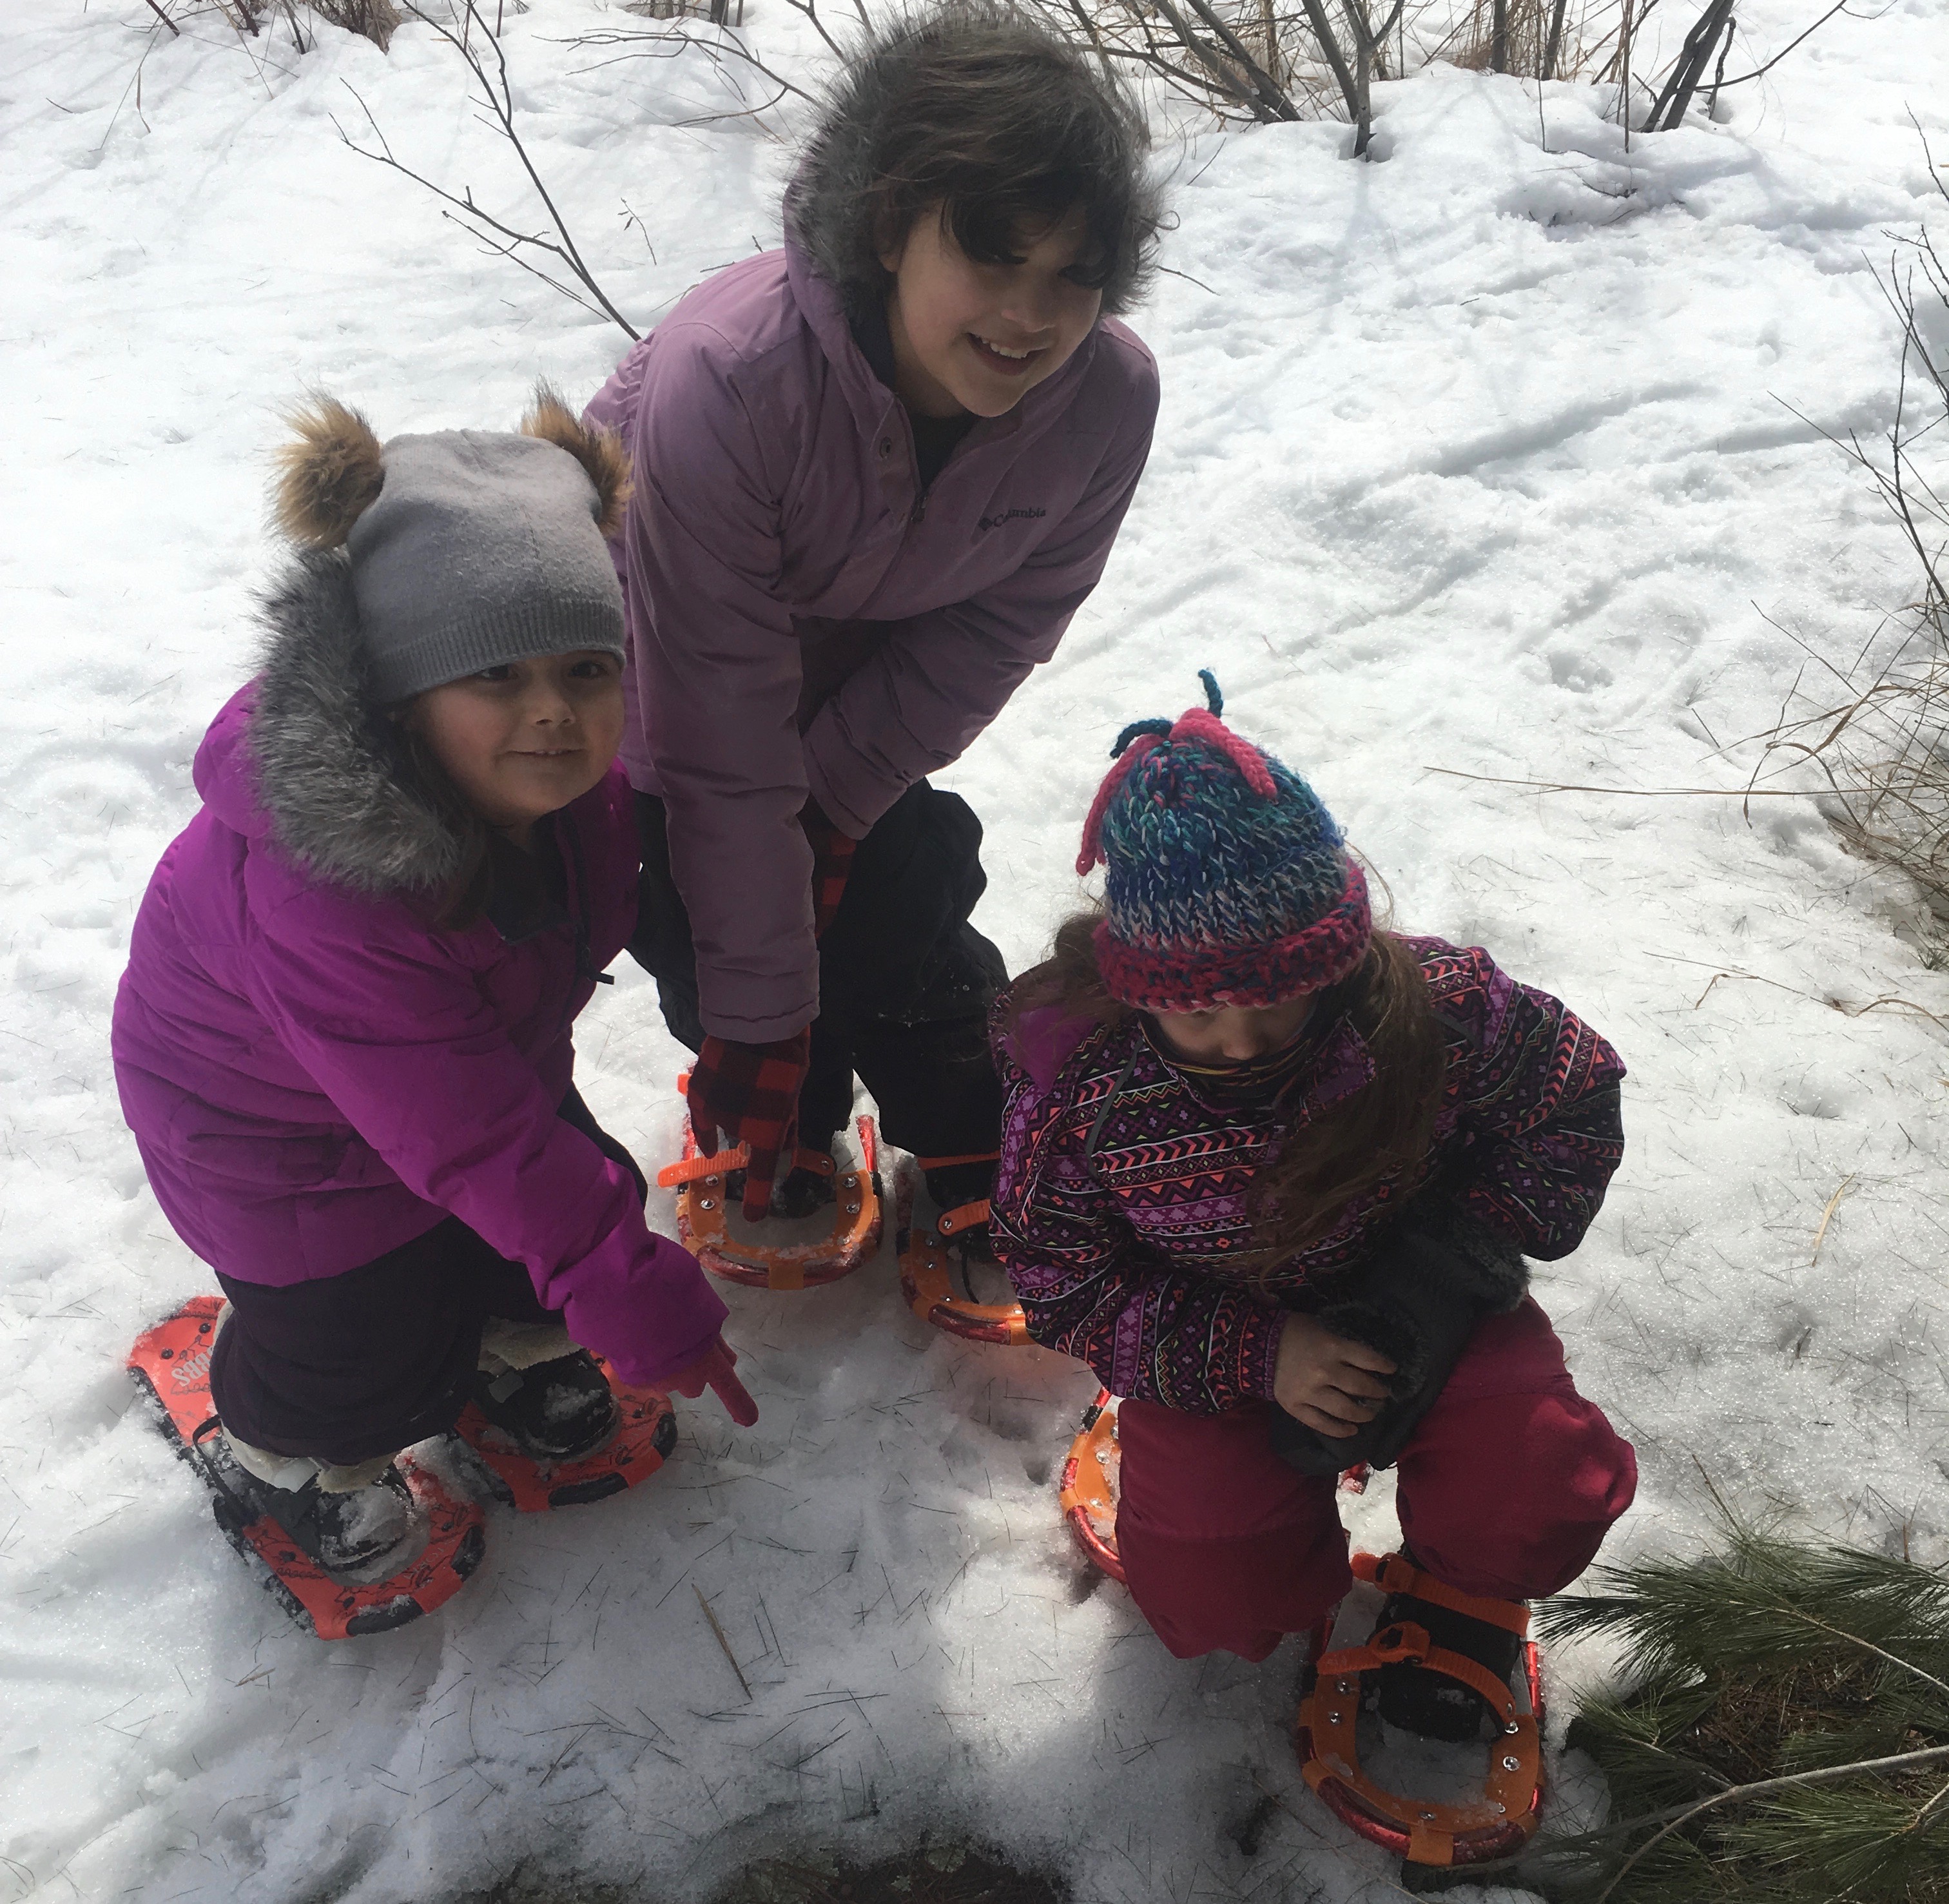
[407,651,624,840]
[1149,995,1318,1065]
[878,202,1105,420]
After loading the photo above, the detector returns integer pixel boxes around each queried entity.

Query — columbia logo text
[976,506,1048,533]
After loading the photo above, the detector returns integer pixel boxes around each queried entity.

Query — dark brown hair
[786,3,1164,320]
[1008,911,1450,1259]
[389,719,547,933]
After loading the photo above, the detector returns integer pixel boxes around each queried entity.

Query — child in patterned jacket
[989,675,1636,1742]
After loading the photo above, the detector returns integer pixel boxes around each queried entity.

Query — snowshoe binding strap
[896,1154,1027,1344]
[1058,1388,1126,1582]
[657,1083,881,1291]
[1296,1551,1544,1870]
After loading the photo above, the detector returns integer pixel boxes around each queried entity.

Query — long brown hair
[1007,911,1449,1259]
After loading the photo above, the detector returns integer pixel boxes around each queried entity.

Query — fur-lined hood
[195,549,462,897]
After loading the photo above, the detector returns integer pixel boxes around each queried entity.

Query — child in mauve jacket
[113,391,752,1584]
[990,676,1637,1741]
[585,3,1163,1234]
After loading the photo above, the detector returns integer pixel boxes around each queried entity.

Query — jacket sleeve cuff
[1236,1299,1288,1406]
[694,995,820,1044]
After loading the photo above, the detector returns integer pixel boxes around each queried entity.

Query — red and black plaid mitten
[687,1029,811,1221]
[799,799,858,940]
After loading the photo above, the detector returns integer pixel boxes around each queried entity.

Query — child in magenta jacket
[585,3,1164,1232]
[113,391,752,1582]
[990,677,1636,1740]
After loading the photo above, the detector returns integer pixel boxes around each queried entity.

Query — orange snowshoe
[657,1082,882,1290]
[127,1296,485,1640]
[1297,1551,1545,1874]
[450,1363,677,1511]
[1058,1388,1126,1580]
[896,1151,1028,1345]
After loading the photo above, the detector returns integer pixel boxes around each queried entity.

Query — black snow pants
[630,781,1008,1174]
[208,1089,647,1466]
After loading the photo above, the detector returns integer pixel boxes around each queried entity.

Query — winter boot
[727,1152,839,1221]
[1373,1549,1526,1743]
[220,1435,425,1579]
[924,1156,996,1262]
[470,1348,620,1464]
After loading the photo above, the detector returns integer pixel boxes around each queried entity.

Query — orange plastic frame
[657,1095,882,1290]
[1295,1551,1545,1869]
[1058,1388,1127,1581]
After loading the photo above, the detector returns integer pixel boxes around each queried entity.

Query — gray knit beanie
[271,390,630,703]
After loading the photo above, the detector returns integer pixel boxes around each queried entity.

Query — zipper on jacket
[559,815,612,1038]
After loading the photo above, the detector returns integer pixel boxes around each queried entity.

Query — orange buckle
[1296,1552,1544,1869]
[1057,1388,1125,1582]
[655,1080,882,1291]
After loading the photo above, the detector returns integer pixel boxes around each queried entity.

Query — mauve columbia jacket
[112,614,728,1390]
[989,938,1627,1415]
[585,240,1159,1043]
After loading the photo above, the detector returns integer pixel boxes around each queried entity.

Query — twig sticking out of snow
[695,1584,754,1701]
[1809,1172,1856,1266]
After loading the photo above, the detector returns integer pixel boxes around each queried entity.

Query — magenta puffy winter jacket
[112,554,727,1388]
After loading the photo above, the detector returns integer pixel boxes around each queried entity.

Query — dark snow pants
[208,1089,647,1467]
[631,781,1008,1169]
[1113,1299,1638,1661]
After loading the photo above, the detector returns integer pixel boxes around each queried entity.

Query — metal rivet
[1326,1712,1342,1725]
[1420,1811,1437,1822]
[1335,1679,1353,1695]
[846,1202,861,1216]
[699,1198,717,1212]
[1504,1720,1521,1735]
[1502,1755,1520,1772]
[1490,1802,1506,1815]
[160,1348,174,1359]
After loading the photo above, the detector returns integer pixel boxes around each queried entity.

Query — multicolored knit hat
[1076,672,1371,1013]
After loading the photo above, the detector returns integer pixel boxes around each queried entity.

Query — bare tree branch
[338,1,641,338]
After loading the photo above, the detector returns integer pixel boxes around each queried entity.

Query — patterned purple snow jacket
[989,938,1625,1414]
[112,555,728,1390]
[584,239,1159,1043]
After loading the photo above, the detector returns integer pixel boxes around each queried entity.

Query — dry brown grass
[1754,194,1949,953]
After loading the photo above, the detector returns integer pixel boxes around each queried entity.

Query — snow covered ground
[3,1,1948,1898]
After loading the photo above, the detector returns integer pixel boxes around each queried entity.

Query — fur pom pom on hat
[269,385,631,703]
[1078,672,1372,1013]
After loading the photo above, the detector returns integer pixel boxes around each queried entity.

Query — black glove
[1267,1201,1527,1477]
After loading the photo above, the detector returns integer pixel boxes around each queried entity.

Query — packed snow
[3,0,1948,1898]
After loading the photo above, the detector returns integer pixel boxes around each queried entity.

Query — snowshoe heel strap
[1317,1622,1522,1723]
[1353,1549,1531,1637]
[912,1151,1001,1171]
[936,1199,990,1238]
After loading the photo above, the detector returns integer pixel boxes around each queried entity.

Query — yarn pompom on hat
[1076,672,1372,1013]
[270,384,632,703]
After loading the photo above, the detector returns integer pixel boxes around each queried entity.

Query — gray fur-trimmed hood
[226,549,464,897]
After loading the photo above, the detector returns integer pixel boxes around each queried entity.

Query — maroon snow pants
[1113,1297,1638,1661]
